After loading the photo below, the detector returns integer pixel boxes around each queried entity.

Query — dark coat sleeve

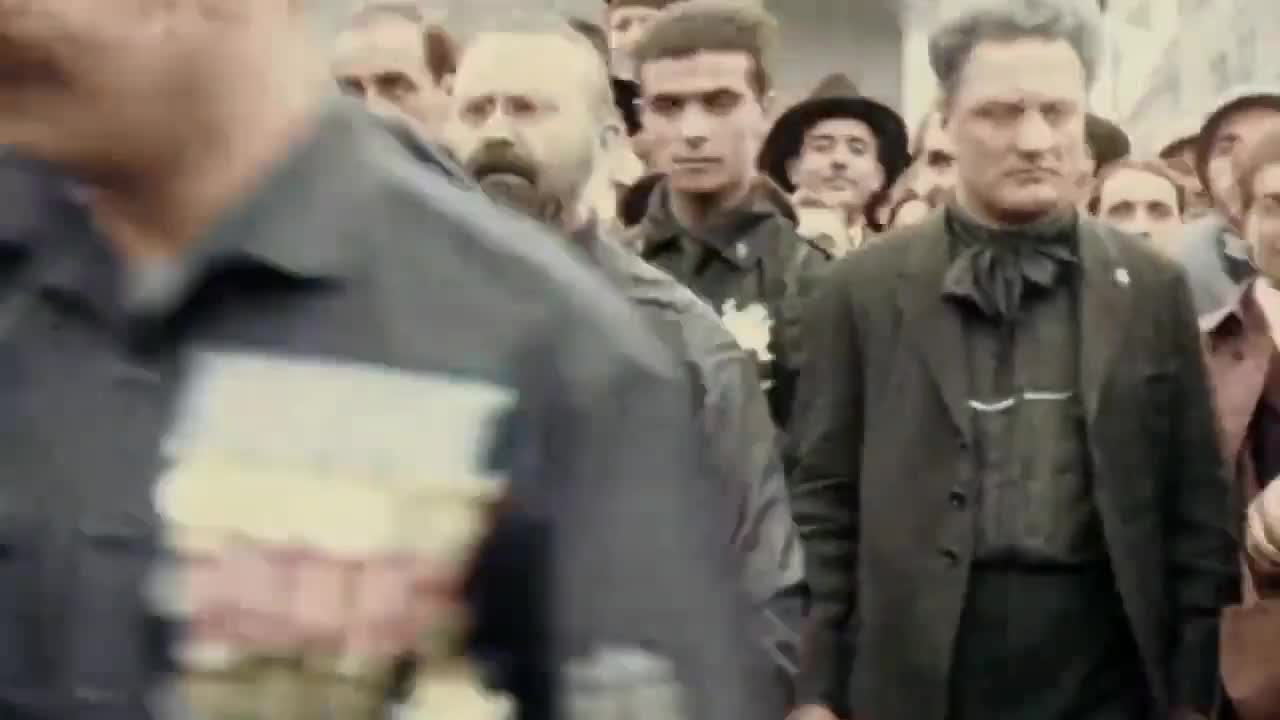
[787,258,863,714]
[1161,267,1240,714]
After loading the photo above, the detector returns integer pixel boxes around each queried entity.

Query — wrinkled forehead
[953,37,1087,107]
[454,32,595,101]
[1101,168,1177,203]
[333,19,424,73]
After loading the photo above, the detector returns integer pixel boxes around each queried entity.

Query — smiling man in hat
[759,72,909,251]
[1173,85,1280,315]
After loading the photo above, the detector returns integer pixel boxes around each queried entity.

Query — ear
[785,154,799,179]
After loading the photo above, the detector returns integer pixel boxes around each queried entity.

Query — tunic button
[948,489,967,509]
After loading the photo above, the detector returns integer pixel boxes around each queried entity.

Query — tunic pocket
[0,503,37,686]
[66,509,159,696]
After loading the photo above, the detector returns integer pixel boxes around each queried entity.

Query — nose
[1013,112,1055,155]
[677,107,711,148]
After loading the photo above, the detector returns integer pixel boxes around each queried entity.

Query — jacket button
[940,548,960,567]
[948,489,967,509]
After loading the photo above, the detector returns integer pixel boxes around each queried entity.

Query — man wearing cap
[623,0,830,430]
[1157,123,1214,221]
[603,0,677,79]
[1173,85,1280,315]
[758,72,910,252]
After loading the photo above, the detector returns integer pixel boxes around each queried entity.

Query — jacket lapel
[1077,219,1132,424]
[897,213,972,442]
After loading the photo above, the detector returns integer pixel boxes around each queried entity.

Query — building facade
[1114,0,1280,153]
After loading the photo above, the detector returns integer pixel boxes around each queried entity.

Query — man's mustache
[466,144,539,185]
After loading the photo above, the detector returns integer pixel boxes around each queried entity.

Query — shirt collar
[1200,277,1267,335]
[37,100,371,316]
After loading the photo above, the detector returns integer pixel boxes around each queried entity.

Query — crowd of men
[3,0,1280,718]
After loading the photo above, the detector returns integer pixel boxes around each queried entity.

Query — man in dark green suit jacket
[786,2,1238,720]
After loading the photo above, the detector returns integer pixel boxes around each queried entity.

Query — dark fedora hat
[758,73,909,194]
[1085,113,1130,173]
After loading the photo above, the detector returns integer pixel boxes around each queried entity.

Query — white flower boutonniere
[719,299,774,363]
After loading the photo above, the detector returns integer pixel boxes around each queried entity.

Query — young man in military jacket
[623,0,831,430]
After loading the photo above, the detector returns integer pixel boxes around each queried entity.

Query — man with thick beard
[445,17,804,714]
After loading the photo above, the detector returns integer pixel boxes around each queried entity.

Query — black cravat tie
[941,205,1078,321]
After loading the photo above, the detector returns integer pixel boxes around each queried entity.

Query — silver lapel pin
[1113,268,1130,287]
[735,242,749,261]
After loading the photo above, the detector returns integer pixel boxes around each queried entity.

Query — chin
[668,171,728,195]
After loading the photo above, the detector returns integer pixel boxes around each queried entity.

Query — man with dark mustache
[789,1,1234,719]
[444,19,804,716]
[758,72,910,252]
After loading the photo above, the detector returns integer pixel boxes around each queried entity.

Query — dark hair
[630,0,778,98]
[1236,129,1280,213]
[1086,159,1186,216]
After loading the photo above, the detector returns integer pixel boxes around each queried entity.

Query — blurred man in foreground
[0,1,758,719]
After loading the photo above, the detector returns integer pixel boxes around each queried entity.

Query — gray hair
[928,0,1104,105]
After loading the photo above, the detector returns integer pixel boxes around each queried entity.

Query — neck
[669,177,752,229]
[89,40,328,262]
[955,185,1061,230]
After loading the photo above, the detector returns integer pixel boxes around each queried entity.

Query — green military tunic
[940,207,1149,720]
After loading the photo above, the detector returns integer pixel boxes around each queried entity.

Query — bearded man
[0,1,757,718]
[788,1,1235,719]
[444,19,805,713]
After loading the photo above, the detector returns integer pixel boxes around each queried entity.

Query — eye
[504,96,539,119]
[376,72,417,98]
[704,91,741,114]
[336,78,364,97]
[460,96,495,123]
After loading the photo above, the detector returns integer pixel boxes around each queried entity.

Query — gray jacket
[1172,211,1255,315]
[581,224,806,671]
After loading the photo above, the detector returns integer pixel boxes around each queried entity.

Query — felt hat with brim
[1085,113,1130,172]
[1195,85,1280,191]
[757,73,909,194]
